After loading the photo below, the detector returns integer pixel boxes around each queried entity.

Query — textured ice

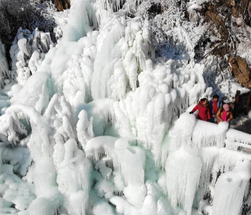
[213,161,251,215]
[0,41,9,88]
[165,145,202,215]
[0,0,250,214]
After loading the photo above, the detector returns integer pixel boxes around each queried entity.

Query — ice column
[213,160,251,215]
[165,145,202,215]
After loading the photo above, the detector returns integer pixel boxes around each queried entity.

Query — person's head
[223,103,230,111]
[200,98,208,106]
[213,94,219,102]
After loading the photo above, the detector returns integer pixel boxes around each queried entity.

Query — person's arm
[227,112,233,122]
[190,104,199,113]
[217,108,222,122]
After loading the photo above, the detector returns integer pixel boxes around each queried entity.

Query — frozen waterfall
[0,0,250,214]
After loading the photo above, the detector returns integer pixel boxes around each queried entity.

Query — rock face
[230,56,251,88]
[194,0,251,88]
[53,0,71,11]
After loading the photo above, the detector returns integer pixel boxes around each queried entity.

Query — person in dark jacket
[190,98,211,121]
[209,94,221,123]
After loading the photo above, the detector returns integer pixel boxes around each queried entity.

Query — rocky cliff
[194,0,251,88]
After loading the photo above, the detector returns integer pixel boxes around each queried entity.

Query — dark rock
[229,56,251,88]
[53,0,71,11]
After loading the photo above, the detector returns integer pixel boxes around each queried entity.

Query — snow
[0,0,250,214]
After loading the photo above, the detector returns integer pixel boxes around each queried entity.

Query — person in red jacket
[190,98,211,121]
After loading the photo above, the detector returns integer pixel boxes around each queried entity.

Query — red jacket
[191,102,211,121]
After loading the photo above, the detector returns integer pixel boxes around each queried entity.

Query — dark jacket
[209,100,222,117]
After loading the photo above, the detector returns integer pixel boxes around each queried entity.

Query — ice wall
[165,113,251,215]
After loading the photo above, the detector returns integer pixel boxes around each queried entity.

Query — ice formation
[0,0,250,214]
[213,161,251,215]
[0,41,9,88]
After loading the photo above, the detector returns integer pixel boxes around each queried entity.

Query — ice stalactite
[91,18,152,100]
[54,139,92,215]
[0,144,30,175]
[0,105,58,214]
[195,147,219,209]
[86,137,147,212]
[10,72,56,115]
[10,28,53,85]
[115,138,146,208]
[212,160,251,215]
[210,148,251,186]
[98,0,126,13]
[85,136,119,162]
[27,197,57,215]
[0,112,27,144]
[169,114,229,152]
[4,91,93,214]
[38,30,97,108]
[0,164,35,213]
[165,145,202,215]
[0,41,10,88]
[0,144,33,213]
[1,0,251,214]
[6,105,53,158]
[140,181,172,215]
[28,158,60,215]
[225,128,251,150]
[62,38,96,107]
[76,110,94,149]
[80,99,115,136]
[44,94,75,143]
[166,113,251,215]
[62,0,98,41]
[192,121,229,148]
[112,56,208,167]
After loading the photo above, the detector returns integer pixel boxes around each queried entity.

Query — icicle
[165,145,202,215]
[213,160,251,215]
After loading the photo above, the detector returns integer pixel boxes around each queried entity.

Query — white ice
[0,0,250,214]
